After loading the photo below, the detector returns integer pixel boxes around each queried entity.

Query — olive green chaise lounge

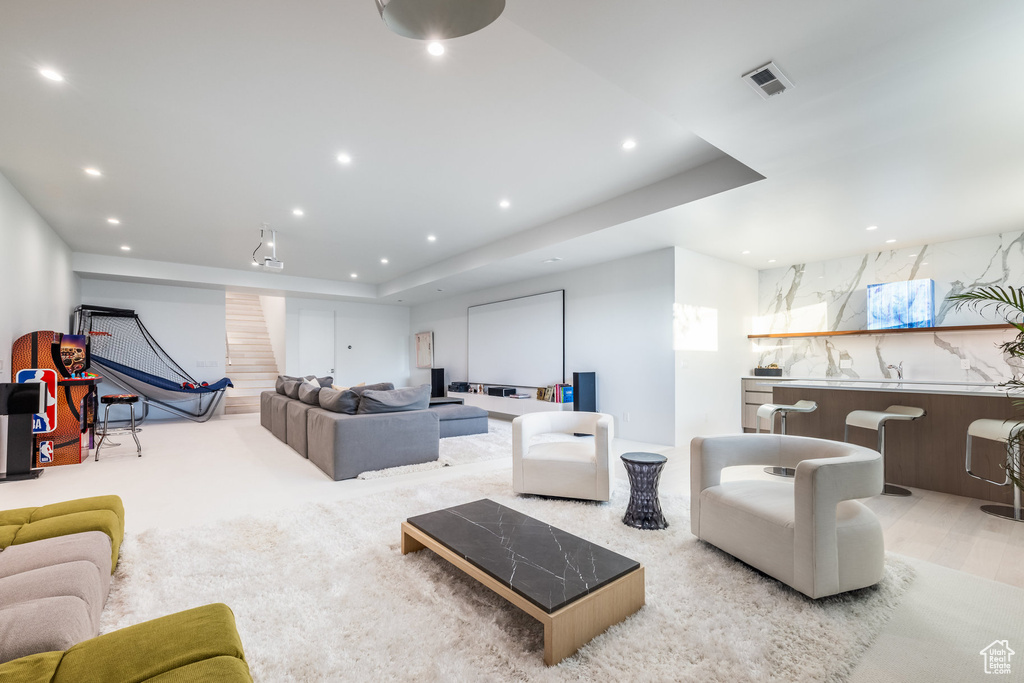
[0,603,253,682]
[0,495,125,572]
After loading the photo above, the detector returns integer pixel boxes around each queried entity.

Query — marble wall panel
[756,231,1024,381]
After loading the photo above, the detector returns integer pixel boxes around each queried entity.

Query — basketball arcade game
[10,331,101,472]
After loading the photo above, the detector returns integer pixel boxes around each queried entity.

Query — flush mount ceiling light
[498,199,510,209]
[621,139,637,151]
[374,0,505,40]
[866,225,878,231]
[886,239,896,244]
[292,208,304,216]
[39,68,64,82]
[427,235,437,242]
[380,258,389,264]
[337,152,352,165]
[84,167,102,177]
[107,217,120,225]
[427,42,445,56]
[120,245,131,251]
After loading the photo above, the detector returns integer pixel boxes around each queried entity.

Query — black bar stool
[96,394,142,460]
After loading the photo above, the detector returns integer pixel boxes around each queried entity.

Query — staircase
[224,293,280,414]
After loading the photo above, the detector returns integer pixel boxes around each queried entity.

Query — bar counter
[770,379,1017,503]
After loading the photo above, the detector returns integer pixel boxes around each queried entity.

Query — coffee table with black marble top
[401,498,645,665]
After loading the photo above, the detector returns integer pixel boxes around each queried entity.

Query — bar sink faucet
[887,362,904,380]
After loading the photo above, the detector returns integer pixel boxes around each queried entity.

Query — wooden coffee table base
[401,521,645,665]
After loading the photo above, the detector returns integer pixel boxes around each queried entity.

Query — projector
[263,257,285,271]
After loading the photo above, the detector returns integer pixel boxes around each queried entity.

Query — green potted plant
[950,286,1024,493]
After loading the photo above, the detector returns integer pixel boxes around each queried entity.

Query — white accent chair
[691,434,884,599]
[512,412,613,502]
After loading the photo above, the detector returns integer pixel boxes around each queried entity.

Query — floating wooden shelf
[747,323,1013,339]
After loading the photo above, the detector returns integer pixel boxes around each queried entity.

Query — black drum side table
[621,452,669,530]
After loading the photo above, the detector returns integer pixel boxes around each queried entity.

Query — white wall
[0,172,80,471]
[410,249,677,445]
[259,295,286,374]
[674,248,759,444]
[79,280,227,420]
[285,298,411,388]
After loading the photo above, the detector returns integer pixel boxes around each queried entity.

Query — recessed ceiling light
[337,152,352,165]
[909,254,917,258]
[542,257,562,264]
[351,273,358,278]
[427,42,445,56]
[292,208,304,216]
[427,235,437,242]
[107,218,120,225]
[921,262,929,266]
[380,258,389,264]
[437,288,444,292]
[886,239,896,244]
[768,259,777,263]
[267,241,274,247]
[39,68,64,82]
[499,199,510,209]
[622,139,637,150]
[84,167,102,177]
[741,250,751,255]
[866,225,878,231]
[251,262,260,266]
[120,245,130,251]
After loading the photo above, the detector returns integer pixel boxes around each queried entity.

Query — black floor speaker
[430,368,446,398]
[573,372,596,412]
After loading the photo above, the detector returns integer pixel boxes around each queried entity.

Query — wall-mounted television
[866,279,935,330]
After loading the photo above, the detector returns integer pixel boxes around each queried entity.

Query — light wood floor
[655,443,1024,590]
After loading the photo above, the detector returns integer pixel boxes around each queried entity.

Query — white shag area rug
[101,472,914,682]
[357,419,577,479]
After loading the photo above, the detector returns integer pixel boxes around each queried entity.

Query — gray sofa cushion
[260,391,276,430]
[286,400,313,457]
[276,375,299,395]
[0,595,93,664]
[0,560,107,633]
[306,408,440,480]
[298,382,321,406]
[283,379,302,399]
[358,384,431,414]
[319,387,361,415]
[0,531,112,582]
[428,404,489,438]
[269,393,291,442]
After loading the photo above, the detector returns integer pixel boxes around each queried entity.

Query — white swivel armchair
[513,412,613,502]
[691,434,884,599]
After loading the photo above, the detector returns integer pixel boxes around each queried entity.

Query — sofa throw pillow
[351,382,394,396]
[283,379,302,399]
[276,375,299,395]
[298,382,321,406]
[357,384,431,414]
[318,387,360,414]
[315,376,334,388]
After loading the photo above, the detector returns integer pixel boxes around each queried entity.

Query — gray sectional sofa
[261,376,488,480]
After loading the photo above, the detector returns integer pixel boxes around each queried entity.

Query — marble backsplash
[756,230,1024,382]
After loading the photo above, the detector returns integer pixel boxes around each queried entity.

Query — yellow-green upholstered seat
[0,496,125,572]
[0,603,252,683]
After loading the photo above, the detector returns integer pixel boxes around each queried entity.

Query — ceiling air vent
[742,61,793,100]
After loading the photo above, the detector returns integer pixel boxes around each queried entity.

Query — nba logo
[39,441,54,464]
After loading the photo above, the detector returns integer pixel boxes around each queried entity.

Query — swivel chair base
[980,504,1024,522]
[765,466,796,478]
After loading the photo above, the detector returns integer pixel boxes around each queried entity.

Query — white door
[298,309,335,377]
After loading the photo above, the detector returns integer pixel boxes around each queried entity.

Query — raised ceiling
[3,0,1023,303]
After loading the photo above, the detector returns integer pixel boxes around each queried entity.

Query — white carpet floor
[101,470,914,682]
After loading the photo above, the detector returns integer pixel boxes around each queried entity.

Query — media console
[447,391,572,417]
